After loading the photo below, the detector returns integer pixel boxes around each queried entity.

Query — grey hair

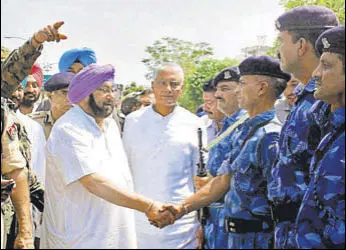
[258,76,288,99]
[152,63,184,82]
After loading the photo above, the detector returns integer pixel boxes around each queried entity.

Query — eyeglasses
[96,87,117,95]
[154,80,183,90]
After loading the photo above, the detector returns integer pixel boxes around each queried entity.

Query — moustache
[11,96,21,101]
[103,101,115,106]
[24,92,35,97]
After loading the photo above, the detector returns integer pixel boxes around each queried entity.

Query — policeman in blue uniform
[198,68,246,249]
[161,56,290,249]
[268,6,340,248]
[219,56,289,249]
[294,26,345,249]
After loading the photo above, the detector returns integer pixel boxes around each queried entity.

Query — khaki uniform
[1,99,27,234]
[1,101,27,174]
[1,100,44,247]
[29,111,54,140]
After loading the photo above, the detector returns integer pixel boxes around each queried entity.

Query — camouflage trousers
[1,199,14,234]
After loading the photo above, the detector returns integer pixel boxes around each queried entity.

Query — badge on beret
[224,71,232,80]
[7,123,18,140]
[275,20,281,29]
[322,37,331,49]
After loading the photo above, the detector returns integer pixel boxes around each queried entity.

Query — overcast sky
[1,0,284,86]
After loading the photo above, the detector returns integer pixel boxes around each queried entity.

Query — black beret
[213,67,240,86]
[315,26,345,56]
[275,5,339,31]
[202,78,215,92]
[239,56,291,81]
[44,72,75,92]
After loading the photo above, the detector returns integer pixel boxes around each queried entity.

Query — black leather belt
[271,201,300,223]
[224,217,273,234]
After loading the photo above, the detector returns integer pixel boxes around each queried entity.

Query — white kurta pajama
[41,106,137,249]
[123,105,206,249]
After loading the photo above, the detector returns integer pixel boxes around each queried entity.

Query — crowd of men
[1,4,344,249]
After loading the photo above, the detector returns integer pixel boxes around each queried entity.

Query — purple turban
[68,63,115,104]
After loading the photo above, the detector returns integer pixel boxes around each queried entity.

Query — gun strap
[204,113,249,152]
[226,119,273,166]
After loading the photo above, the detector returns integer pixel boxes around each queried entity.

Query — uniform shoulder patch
[7,123,18,140]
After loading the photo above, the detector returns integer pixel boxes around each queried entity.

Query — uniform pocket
[233,158,254,193]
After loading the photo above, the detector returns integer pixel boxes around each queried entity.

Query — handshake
[145,202,189,229]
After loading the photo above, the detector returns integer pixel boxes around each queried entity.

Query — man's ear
[258,81,270,97]
[298,38,310,57]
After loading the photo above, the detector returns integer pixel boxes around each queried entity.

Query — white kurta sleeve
[49,124,98,186]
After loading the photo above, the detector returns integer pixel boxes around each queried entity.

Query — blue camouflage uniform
[294,25,346,249]
[269,6,339,248]
[268,79,331,248]
[204,109,246,249]
[218,109,282,249]
[295,107,345,248]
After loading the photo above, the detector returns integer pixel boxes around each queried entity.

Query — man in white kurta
[41,64,138,249]
[123,63,206,249]
[41,105,137,249]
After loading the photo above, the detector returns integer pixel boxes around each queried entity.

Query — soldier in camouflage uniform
[268,7,339,248]
[295,25,345,249]
[30,72,75,139]
[1,21,67,249]
[195,68,247,249]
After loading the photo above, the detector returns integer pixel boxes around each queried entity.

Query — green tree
[123,82,145,96]
[179,58,239,112]
[266,39,280,58]
[280,0,345,24]
[142,37,214,80]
